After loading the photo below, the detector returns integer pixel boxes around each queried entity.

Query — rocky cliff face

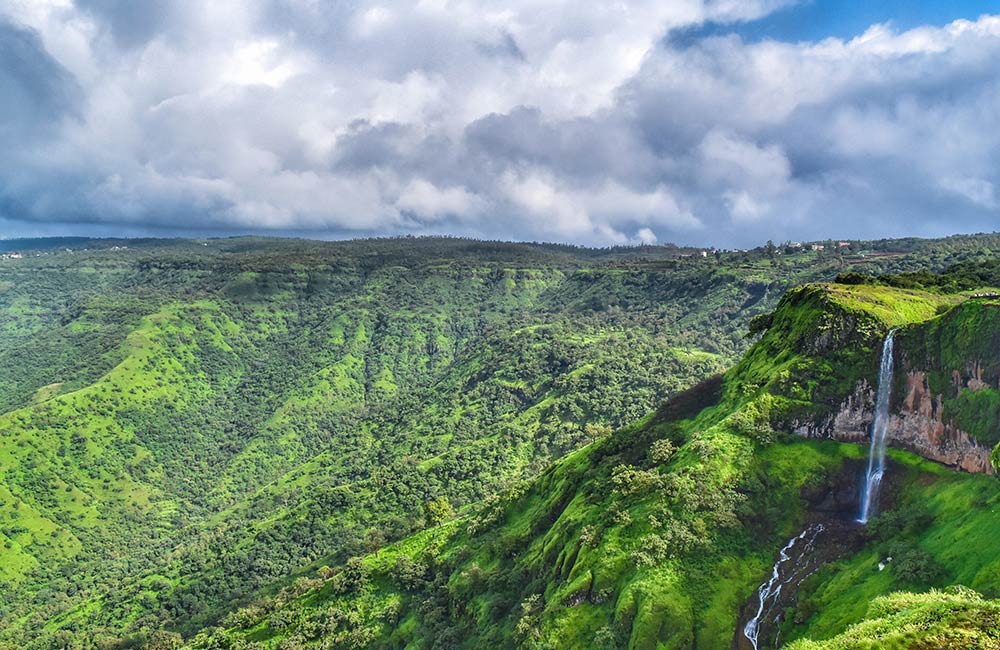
[795,371,995,475]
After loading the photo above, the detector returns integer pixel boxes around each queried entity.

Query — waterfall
[858,332,896,524]
[742,525,826,650]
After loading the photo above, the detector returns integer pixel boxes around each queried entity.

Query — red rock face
[889,371,993,475]
[795,372,995,475]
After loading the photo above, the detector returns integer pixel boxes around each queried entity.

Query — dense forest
[2,234,1000,649]
[190,257,1000,649]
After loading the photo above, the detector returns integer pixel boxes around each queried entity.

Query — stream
[734,520,863,650]
[741,524,825,650]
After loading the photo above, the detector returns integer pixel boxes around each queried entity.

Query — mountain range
[2,234,1000,649]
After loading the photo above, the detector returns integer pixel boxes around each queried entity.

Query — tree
[585,422,612,443]
[424,496,454,526]
[146,631,184,650]
[649,439,676,464]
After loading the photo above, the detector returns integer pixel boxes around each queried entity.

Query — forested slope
[191,269,1000,650]
[0,234,998,648]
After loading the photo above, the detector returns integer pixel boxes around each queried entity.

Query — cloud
[0,2,997,245]
[941,176,997,209]
[0,19,79,133]
[396,179,483,222]
[498,170,699,244]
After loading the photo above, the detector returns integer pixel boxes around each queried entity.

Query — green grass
[787,587,1000,649]
[819,283,957,327]
[784,449,1000,644]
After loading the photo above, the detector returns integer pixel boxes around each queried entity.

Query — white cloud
[396,178,482,220]
[499,170,699,243]
[633,226,657,244]
[0,2,998,245]
[224,39,304,88]
[698,130,791,191]
[724,191,770,223]
[941,177,997,209]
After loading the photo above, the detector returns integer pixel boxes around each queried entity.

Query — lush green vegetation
[187,263,1000,649]
[1,234,1000,649]
[782,449,1000,645]
[787,587,1000,650]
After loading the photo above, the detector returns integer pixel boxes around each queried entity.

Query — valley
[0,235,999,648]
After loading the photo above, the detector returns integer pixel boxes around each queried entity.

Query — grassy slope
[192,282,984,649]
[192,433,869,650]
[787,587,1000,650]
[0,301,241,579]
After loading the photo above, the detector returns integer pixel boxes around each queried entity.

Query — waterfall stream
[858,332,896,524]
[742,525,826,650]
[736,332,897,649]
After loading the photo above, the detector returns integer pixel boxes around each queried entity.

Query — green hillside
[1,235,1000,649]
[787,587,1000,649]
[186,271,1000,649]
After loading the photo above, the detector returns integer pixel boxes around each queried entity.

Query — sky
[0,1,998,247]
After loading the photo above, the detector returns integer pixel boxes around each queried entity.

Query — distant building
[810,244,825,251]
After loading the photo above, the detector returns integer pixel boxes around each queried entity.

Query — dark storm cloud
[0,2,997,245]
[0,20,79,128]
[0,18,85,231]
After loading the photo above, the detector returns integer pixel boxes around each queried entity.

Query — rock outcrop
[795,372,995,475]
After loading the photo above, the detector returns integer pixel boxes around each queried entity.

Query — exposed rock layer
[795,372,994,475]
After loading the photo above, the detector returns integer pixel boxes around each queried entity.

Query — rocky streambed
[734,518,865,650]
[733,456,869,649]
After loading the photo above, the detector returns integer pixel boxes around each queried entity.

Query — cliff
[795,372,994,474]
[793,298,1000,475]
